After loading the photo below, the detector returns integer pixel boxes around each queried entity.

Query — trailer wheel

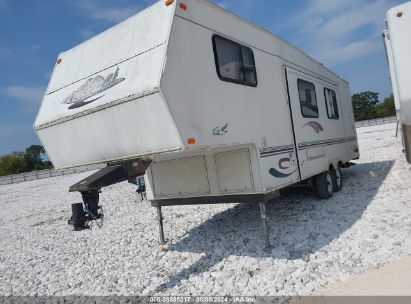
[315,170,334,199]
[331,166,343,192]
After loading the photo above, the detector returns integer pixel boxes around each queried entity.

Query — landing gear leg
[157,206,166,245]
[68,190,102,230]
[259,202,272,249]
[81,190,101,218]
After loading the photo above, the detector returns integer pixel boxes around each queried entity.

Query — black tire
[331,166,343,192]
[315,170,334,199]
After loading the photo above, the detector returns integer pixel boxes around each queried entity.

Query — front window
[213,35,257,87]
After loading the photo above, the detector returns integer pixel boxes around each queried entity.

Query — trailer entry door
[285,67,328,180]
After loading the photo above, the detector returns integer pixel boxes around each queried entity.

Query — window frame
[212,35,258,87]
[297,79,319,118]
[323,87,340,120]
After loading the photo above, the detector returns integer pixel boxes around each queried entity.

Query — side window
[324,88,339,119]
[212,35,257,87]
[297,79,318,118]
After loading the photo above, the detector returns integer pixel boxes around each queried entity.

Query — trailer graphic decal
[68,95,104,110]
[303,121,324,134]
[269,167,297,178]
[64,66,125,110]
[268,157,297,178]
[212,123,229,135]
[278,157,292,170]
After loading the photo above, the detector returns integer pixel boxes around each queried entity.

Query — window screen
[324,88,339,119]
[297,79,318,118]
[213,35,257,87]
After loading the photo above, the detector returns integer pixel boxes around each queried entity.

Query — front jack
[68,190,104,230]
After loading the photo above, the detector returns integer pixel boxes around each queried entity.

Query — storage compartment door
[215,149,254,194]
[152,156,210,197]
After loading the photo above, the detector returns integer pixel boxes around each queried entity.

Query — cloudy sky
[0,0,407,155]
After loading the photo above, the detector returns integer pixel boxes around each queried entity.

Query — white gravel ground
[1,122,410,296]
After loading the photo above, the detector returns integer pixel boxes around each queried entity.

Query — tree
[352,91,380,121]
[382,94,396,117]
[0,144,52,176]
[0,154,26,175]
[23,145,46,171]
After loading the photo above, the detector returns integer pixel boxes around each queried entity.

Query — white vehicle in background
[384,1,411,163]
[34,0,359,247]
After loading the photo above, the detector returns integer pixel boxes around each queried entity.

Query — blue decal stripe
[260,145,294,153]
[260,145,294,158]
[260,150,295,158]
[260,137,358,158]
[260,148,294,158]
[298,137,349,149]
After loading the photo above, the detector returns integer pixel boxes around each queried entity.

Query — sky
[0,0,407,155]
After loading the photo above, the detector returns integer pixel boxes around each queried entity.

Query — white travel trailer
[34,0,359,246]
[384,1,411,163]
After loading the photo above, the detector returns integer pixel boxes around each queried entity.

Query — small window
[324,88,339,119]
[212,35,257,87]
[297,79,318,118]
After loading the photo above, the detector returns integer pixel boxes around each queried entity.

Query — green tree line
[352,92,396,121]
[0,145,52,176]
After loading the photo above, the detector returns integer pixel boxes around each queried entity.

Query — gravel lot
[1,122,410,296]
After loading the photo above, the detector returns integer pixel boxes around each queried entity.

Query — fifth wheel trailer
[34,0,360,246]
[384,1,411,163]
